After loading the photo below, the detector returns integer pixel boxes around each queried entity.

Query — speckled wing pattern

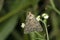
[24,12,43,34]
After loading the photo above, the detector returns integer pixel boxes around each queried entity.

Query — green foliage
[0,14,18,40]
[0,0,60,40]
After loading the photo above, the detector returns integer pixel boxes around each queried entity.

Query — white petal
[36,16,40,21]
[21,23,25,28]
[44,15,49,19]
[42,13,49,19]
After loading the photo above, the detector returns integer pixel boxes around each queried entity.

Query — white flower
[36,15,41,21]
[42,13,49,19]
[21,23,25,28]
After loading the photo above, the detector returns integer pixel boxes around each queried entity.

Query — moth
[24,12,43,34]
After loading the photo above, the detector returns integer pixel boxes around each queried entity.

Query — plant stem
[44,21,49,40]
[40,20,49,40]
[50,0,60,15]
[34,31,44,38]
[30,32,35,40]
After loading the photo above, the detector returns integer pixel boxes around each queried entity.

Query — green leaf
[0,14,18,40]
[0,0,31,23]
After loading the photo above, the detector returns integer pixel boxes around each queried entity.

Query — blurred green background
[0,0,60,40]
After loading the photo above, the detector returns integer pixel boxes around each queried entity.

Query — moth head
[27,12,35,19]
